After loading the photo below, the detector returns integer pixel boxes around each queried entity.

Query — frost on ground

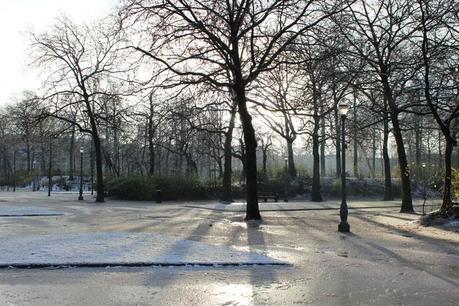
[0,232,286,267]
[0,206,63,217]
[444,220,459,228]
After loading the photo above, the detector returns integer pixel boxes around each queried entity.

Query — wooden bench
[258,192,279,202]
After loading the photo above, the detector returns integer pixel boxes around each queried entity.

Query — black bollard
[155,189,162,203]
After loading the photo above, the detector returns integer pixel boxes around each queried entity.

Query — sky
[0,0,115,106]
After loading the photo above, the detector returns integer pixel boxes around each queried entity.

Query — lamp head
[338,103,349,116]
[80,148,84,154]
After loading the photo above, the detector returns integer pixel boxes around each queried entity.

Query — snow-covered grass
[0,206,63,217]
[0,232,287,268]
[443,220,459,228]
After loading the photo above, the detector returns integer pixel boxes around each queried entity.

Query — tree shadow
[245,218,281,304]
[348,232,458,288]
[352,213,459,254]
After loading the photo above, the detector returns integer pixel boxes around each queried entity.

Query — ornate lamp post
[338,102,350,233]
[78,148,84,201]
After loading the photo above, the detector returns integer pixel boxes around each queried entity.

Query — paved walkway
[0,192,457,305]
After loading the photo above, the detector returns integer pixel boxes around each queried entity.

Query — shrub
[107,176,152,200]
[152,175,211,200]
[325,177,401,198]
[107,175,217,201]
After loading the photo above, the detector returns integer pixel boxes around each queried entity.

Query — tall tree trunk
[320,116,326,177]
[381,74,413,212]
[418,3,456,213]
[353,94,358,178]
[85,97,104,202]
[69,125,75,180]
[26,140,31,173]
[335,108,341,178]
[222,99,237,202]
[148,122,155,176]
[427,131,432,164]
[262,148,268,179]
[415,114,421,166]
[148,93,155,176]
[287,139,296,177]
[113,120,120,176]
[391,112,413,212]
[235,83,260,220]
[441,140,454,213]
[383,110,394,201]
[92,131,104,202]
[185,153,198,176]
[39,123,47,175]
[372,127,377,178]
[438,131,442,165]
[311,115,322,202]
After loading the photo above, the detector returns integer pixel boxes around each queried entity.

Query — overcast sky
[0,0,115,105]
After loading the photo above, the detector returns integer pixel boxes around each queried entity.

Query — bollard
[155,189,162,203]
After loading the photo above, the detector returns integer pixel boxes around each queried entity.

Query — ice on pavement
[0,206,63,216]
[0,232,286,267]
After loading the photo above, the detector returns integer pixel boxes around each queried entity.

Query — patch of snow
[0,206,63,217]
[443,220,459,228]
[0,232,286,267]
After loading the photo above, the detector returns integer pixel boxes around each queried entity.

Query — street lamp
[78,148,84,201]
[338,102,350,233]
[284,156,288,172]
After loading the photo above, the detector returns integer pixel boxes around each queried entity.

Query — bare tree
[416,0,459,214]
[122,0,350,219]
[29,16,129,202]
[335,0,419,212]
[254,65,301,178]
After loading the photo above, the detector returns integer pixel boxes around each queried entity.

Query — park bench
[258,191,279,202]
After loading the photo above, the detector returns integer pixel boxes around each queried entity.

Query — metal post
[339,114,350,232]
[155,189,162,203]
[78,148,84,201]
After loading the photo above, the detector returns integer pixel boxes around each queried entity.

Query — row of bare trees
[0,0,457,220]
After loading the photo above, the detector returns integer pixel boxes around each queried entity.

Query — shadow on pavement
[348,232,458,288]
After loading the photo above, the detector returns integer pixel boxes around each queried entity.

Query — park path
[0,191,457,305]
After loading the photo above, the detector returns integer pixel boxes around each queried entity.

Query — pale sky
[0,0,116,105]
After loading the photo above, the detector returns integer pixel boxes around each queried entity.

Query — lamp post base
[78,196,84,201]
[338,221,350,233]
